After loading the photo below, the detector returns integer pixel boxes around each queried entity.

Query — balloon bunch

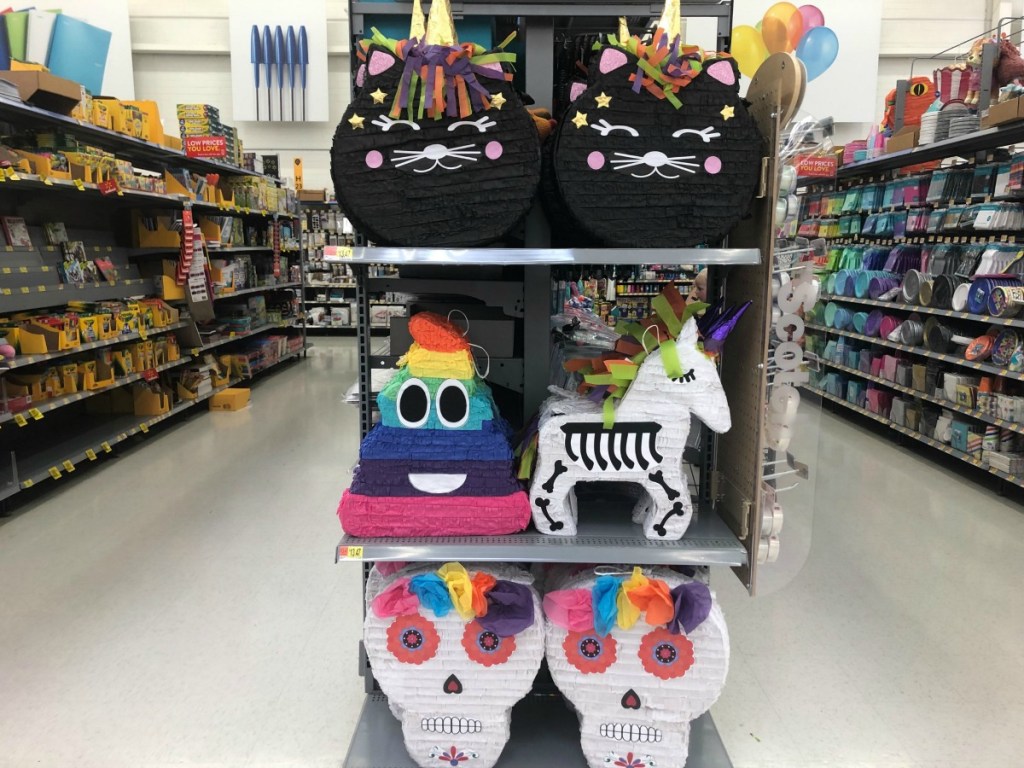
[732,3,838,81]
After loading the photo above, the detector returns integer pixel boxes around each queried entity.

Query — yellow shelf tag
[73,179,85,191]
[21,478,33,488]
[18,265,27,273]
[28,408,43,420]
[62,459,75,472]
[37,285,46,292]
[42,177,52,186]
[48,467,62,479]
[14,413,27,427]
[139,422,149,433]
[338,545,364,560]
[101,441,112,453]
[85,449,97,461]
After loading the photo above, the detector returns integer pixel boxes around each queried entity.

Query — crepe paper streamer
[669,581,713,634]
[409,572,451,616]
[438,562,475,619]
[478,580,535,637]
[372,577,420,617]
[543,588,595,631]
[592,575,622,637]
[408,312,469,351]
[616,567,648,629]
[627,576,675,626]
[659,339,684,380]
[404,344,475,380]
[471,572,496,616]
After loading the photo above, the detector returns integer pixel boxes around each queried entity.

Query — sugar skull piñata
[543,565,729,768]
[547,0,762,247]
[338,312,531,536]
[365,562,544,768]
[330,0,541,246]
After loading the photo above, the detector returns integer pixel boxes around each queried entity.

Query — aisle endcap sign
[184,136,228,158]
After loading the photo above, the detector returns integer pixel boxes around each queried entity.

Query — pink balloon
[799,5,825,31]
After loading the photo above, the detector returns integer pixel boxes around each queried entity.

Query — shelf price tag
[338,545,364,560]
[28,408,43,420]
[62,459,75,472]
[85,449,97,461]
[21,478,33,488]
[139,422,149,433]
[13,413,27,427]
[73,179,85,191]
[18,265,27,273]
[48,466,62,479]
[101,441,112,453]
[42,176,52,186]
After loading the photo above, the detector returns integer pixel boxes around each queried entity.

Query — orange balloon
[761,16,790,54]
[787,9,803,51]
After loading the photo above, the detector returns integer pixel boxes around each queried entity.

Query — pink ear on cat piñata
[368,49,397,76]
[598,47,628,74]
[705,60,736,86]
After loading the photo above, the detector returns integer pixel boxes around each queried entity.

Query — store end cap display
[364,562,545,768]
[549,0,763,248]
[524,286,748,540]
[338,311,531,537]
[542,564,729,768]
[329,0,541,246]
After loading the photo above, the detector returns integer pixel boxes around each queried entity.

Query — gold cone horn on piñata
[424,0,458,46]
[409,0,426,40]
[657,0,682,42]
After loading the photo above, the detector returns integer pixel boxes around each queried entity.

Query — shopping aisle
[1,338,1023,767]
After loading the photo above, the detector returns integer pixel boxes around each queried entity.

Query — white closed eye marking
[590,119,639,137]
[448,115,497,133]
[371,115,420,131]
[672,126,721,143]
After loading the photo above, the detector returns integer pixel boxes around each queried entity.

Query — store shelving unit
[0,103,307,505]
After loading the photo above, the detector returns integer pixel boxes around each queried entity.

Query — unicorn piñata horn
[410,0,426,40]
[424,0,458,46]
[618,16,629,40]
[657,0,682,43]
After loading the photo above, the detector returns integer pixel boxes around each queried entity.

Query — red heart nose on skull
[621,689,641,709]
[444,674,463,695]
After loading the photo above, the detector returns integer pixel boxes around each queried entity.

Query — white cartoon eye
[396,378,430,428]
[672,126,721,143]
[590,119,639,137]
[448,115,497,133]
[435,379,469,428]
[371,115,421,132]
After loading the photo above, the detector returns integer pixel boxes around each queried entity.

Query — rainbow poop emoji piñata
[338,312,531,536]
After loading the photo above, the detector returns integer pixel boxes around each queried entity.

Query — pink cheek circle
[704,155,722,175]
[485,141,503,160]
[587,151,605,170]
[365,150,383,169]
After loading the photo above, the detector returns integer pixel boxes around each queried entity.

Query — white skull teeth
[599,723,663,743]
[421,717,483,734]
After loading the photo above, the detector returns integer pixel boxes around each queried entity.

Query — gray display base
[344,693,732,768]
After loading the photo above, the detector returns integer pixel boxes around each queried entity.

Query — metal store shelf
[324,247,761,266]
[804,385,1024,487]
[819,293,1024,331]
[337,500,746,566]
[0,321,191,371]
[805,322,1024,382]
[193,319,301,353]
[1,277,152,313]
[344,693,732,768]
[210,282,301,300]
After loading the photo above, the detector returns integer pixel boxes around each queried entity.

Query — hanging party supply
[338,312,531,536]
[542,565,729,768]
[545,0,763,247]
[525,286,745,539]
[365,562,545,768]
[329,0,541,246]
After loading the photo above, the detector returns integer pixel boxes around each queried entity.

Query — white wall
[125,0,997,184]
[128,0,352,190]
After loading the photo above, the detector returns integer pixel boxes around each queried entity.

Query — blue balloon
[796,26,839,81]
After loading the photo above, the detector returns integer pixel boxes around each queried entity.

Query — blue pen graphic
[262,25,274,121]
[250,25,262,121]
[287,26,298,121]
[299,25,309,121]
[274,26,285,121]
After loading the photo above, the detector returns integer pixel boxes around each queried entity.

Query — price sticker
[48,466,62,479]
[21,478,33,488]
[101,441,112,453]
[14,413,27,427]
[139,422,149,433]
[18,265,27,273]
[20,286,29,293]
[1,288,9,295]
[8,171,20,181]
[42,176,53,186]
[1,267,9,273]
[73,179,85,191]
[62,459,75,472]
[28,408,43,420]
[85,449,97,461]
[37,285,46,292]
[229,331,236,338]
[338,545,364,560]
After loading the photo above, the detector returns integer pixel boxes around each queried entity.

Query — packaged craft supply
[542,565,729,768]
[364,562,545,768]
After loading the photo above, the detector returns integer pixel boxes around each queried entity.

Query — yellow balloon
[762,2,799,54]
[731,25,769,78]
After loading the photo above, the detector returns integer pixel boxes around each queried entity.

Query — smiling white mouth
[422,717,482,734]
[600,723,663,743]
[408,473,467,493]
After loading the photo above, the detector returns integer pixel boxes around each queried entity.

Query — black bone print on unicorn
[330,46,541,247]
[550,50,762,248]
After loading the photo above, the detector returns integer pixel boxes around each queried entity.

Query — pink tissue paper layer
[338,490,532,536]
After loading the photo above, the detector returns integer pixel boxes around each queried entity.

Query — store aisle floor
[1,338,1022,768]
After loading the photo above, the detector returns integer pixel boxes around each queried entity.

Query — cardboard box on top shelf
[297,188,325,202]
[982,96,1024,128]
[0,71,81,113]
[209,387,249,411]
[886,126,919,154]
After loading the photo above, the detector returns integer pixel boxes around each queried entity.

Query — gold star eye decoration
[595,92,612,108]
[571,111,589,129]
[720,105,735,121]
[489,92,507,110]
[348,113,366,129]
[370,89,387,105]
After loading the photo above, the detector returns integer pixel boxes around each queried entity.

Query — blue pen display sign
[228,0,328,123]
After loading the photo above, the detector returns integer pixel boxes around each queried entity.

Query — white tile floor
[1,337,1022,768]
